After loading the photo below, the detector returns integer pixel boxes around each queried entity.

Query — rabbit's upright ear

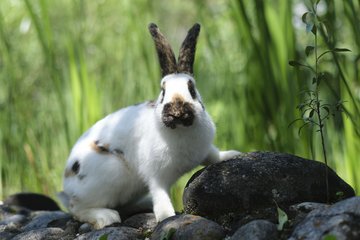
[149,23,177,77]
[177,23,201,75]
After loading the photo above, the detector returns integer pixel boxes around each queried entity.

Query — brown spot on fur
[90,140,110,154]
[171,93,185,103]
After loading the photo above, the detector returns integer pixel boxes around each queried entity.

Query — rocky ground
[1,152,359,240]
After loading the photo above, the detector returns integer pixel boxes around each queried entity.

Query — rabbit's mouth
[162,101,195,129]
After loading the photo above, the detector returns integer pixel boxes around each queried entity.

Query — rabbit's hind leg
[73,207,121,229]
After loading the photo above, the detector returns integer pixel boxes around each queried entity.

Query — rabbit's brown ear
[177,23,201,75]
[149,23,177,77]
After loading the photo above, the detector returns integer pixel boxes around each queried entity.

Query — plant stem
[314,3,330,203]
[315,96,329,203]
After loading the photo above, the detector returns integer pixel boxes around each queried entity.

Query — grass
[0,0,359,211]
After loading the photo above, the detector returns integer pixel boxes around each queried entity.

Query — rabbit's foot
[151,185,175,222]
[153,202,175,222]
[219,150,241,161]
[203,146,241,165]
[75,208,121,229]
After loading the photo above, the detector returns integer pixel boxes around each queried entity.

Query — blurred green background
[1,0,359,210]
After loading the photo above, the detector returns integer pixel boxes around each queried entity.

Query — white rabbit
[59,23,240,229]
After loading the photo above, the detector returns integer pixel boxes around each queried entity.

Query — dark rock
[61,219,82,239]
[290,196,360,240]
[116,196,153,220]
[277,202,330,239]
[123,212,157,233]
[74,226,142,240]
[0,214,29,226]
[151,214,225,240]
[21,211,71,231]
[230,220,278,240]
[78,223,93,234]
[0,204,31,239]
[0,224,22,240]
[11,227,65,240]
[0,204,31,221]
[4,193,61,211]
[0,205,12,221]
[288,202,329,226]
[290,202,329,213]
[183,151,355,227]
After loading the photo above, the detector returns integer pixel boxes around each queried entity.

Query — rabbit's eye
[188,80,196,99]
[71,161,80,174]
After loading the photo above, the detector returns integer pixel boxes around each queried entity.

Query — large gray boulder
[183,151,355,227]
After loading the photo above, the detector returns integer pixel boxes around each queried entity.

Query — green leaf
[312,77,317,84]
[323,234,337,240]
[288,118,303,128]
[277,206,288,231]
[297,103,306,111]
[288,60,311,69]
[311,24,317,35]
[298,122,310,135]
[323,106,330,114]
[309,109,315,118]
[320,22,329,41]
[336,191,344,201]
[305,46,315,56]
[99,233,109,240]
[306,23,314,33]
[161,228,176,240]
[289,60,301,67]
[302,12,316,34]
[301,12,310,24]
[333,48,351,52]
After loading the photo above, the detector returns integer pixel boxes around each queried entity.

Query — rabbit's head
[149,23,206,129]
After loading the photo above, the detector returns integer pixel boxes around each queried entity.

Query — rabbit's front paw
[219,150,241,161]
[76,208,121,229]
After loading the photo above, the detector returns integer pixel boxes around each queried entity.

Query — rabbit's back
[63,102,153,209]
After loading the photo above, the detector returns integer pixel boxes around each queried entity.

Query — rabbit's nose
[162,101,195,129]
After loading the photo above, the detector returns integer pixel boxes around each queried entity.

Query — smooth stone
[21,211,71,232]
[290,196,360,240]
[11,227,65,240]
[151,214,225,240]
[74,226,142,240]
[230,220,278,240]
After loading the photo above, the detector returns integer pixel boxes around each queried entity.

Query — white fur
[60,73,240,229]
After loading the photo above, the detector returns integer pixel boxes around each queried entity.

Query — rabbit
[58,23,240,229]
